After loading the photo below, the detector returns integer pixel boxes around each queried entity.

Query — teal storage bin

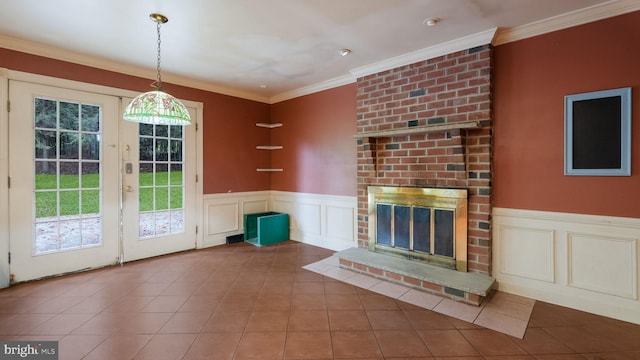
[243,212,289,246]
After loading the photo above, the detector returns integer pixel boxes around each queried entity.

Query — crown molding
[269,74,356,104]
[349,28,497,80]
[493,0,640,45]
[0,34,271,103]
[270,28,497,103]
[2,0,638,105]
[172,25,493,104]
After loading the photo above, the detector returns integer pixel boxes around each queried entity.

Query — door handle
[125,186,133,192]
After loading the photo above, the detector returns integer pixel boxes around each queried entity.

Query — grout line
[303,256,534,339]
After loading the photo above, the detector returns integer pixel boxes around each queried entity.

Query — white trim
[493,207,640,229]
[3,1,636,103]
[0,68,10,287]
[270,75,356,104]
[493,0,640,45]
[0,34,270,104]
[493,207,640,325]
[202,191,357,251]
[349,28,497,80]
[566,231,637,299]
[203,191,272,201]
[7,69,143,99]
[203,191,271,247]
[271,191,357,251]
[563,87,632,176]
[194,105,204,250]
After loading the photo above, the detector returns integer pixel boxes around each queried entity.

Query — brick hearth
[338,248,494,305]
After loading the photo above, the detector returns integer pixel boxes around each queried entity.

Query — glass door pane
[138,124,184,238]
[33,98,102,254]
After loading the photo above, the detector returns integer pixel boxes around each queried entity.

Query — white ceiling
[0,0,635,102]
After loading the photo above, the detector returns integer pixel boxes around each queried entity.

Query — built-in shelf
[256,122,283,128]
[353,120,481,139]
[256,122,283,172]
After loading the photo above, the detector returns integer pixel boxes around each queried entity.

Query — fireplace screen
[368,186,468,271]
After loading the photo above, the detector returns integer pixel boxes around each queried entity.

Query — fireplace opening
[368,186,468,271]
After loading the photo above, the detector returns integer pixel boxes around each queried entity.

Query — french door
[8,81,120,281]
[120,98,197,262]
[8,82,196,282]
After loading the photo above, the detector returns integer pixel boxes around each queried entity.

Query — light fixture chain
[156,21,163,91]
[123,13,191,125]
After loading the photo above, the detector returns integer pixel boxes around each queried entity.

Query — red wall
[270,84,358,196]
[493,11,640,218]
[0,48,271,194]
[201,94,271,194]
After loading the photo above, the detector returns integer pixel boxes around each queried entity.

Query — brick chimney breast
[356,45,493,275]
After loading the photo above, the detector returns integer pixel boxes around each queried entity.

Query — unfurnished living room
[1,1,640,359]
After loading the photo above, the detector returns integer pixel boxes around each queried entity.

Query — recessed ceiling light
[339,48,351,57]
[423,17,440,26]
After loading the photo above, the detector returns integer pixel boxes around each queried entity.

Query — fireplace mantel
[353,120,481,139]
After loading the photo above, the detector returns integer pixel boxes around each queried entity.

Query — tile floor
[303,255,534,339]
[0,240,638,359]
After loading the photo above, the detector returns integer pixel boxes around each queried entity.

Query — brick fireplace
[339,44,493,304]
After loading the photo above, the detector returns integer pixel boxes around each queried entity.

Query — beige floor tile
[433,298,482,323]
[398,289,443,310]
[322,266,358,281]
[369,280,410,298]
[343,273,382,289]
[474,307,529,338]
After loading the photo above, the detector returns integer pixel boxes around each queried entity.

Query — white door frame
[0,69,10,287]
[0,68,204,287]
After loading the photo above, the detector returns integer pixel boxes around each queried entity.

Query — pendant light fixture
[123,13,191,126]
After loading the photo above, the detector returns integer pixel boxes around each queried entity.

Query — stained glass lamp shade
[123,90,191,125]
[123,13,191,126]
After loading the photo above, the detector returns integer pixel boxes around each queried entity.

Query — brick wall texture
[356,45,493,275]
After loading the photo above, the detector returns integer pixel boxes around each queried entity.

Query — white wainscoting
[203,191,270,247]
[203,191,357,251]
[493,207,640,324]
